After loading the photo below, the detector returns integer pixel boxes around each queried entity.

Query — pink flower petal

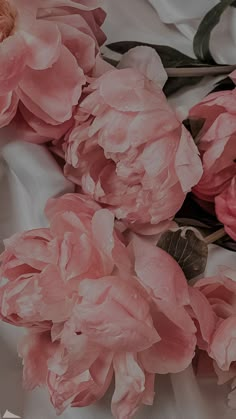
[215,177,236,241]
[0,92,18,127]
[18,103,74,141]
[53,20,96,73]
[45,193,100,223]
[98,69,166,112]
[188,287,217,348]
[48,349,113,414]
[3,229,57,271]
[0,34,27,94]
[20,20,61,70]
[132,235,189,306]
[139,311,196,374]
[19,46,85,123]
[111,353,147,419]
[210,316,236,370]
[70,276,160,351]
[18,330,60,390]
[175,127,203,193]
[118,46,168,88]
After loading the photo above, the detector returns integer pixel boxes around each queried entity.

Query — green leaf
[209,76,235,93]
[107,41,200,68]
[163,77,202,96]
[157,227,208,280]
[193,0,236,64]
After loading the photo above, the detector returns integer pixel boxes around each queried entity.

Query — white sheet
[0,1,236,418]
[149,0,236,64]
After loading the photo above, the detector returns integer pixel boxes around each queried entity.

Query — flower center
[0,0,16,42]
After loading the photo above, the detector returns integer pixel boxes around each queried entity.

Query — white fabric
[149,0,236,64]
[149,0,218,24]
[0,1,236,418]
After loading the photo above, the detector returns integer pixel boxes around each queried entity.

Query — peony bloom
[195,269,236,408]
[0,195,201,418]
[18,329,155,417]
[0,193,130,326]
[64,68,203,234]
[189,88,236,203]
[0,0,106,142]
[215,176,236,241]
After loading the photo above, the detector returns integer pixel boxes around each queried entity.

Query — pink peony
[194,269,236,408]
[189,89,236,203]
[64,68,203,234]
[0,193,130,326]
[0,194,201,418]
[0,0,106,142]
[215,176,236,240]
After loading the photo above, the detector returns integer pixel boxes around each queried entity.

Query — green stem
[205,227,226,245]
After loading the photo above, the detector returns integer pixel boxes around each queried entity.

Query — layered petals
[18,46,85,123]
[48,346,113,414]
[20,20,61,70]
[0,194,130,328]
[194,270,236,409]
[132,236,189,306]
[64,68,202,232]
[111,353,153,419]
[189,89,236,203]
[0,0,106,141]
[0,92,18,127]
[68,277,160,352]
[139,311,196,374]
[18,330,60,390]
[210,317,236,371]
[215,177,236,240]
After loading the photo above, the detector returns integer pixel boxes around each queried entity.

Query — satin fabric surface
[1,1,236,418]
[149,0,236,64]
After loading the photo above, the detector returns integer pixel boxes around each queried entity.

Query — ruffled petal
[70,277,160,351]
[97,69,166,112]
[111,353,147,419]
[19,46,85,123]
[53,20,96,73]
[20,20,61,69]
[0,92,18,128]
[0,34,27,93]
[139,311,196,374]
[118,46,168,88]
[48,349,113,414]
[18,103,74,141]
[175,127,203,193]
[210,316,236,370]
[188,287,217,349]
[132,235,189,306]
[18,330,60,390]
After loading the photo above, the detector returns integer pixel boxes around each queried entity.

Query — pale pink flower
[194,269,236,408]
[215,176,236,240]
[0,193,129,326]
[14,235,199,418]
[64,68,203,234]
[189,89,236,203]
[118,46,168,88]
[0,0,106,142]
[18,329,154,417]
[0,199,202,417]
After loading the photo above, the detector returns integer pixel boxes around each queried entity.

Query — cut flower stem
[205,227,226,245]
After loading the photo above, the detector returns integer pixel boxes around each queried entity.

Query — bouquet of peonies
[2,0,236,418]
